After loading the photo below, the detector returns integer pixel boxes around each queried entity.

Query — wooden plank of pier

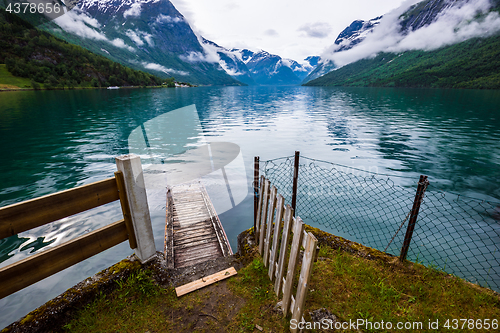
[165,181,232,268]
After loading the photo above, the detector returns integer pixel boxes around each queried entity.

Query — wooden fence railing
[255,175,318,332]
[0,154,156,299]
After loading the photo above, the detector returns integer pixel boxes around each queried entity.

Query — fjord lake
[1,86,500,327]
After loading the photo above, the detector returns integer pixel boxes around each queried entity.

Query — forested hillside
[0,8,168,89]
[304,33,500,89]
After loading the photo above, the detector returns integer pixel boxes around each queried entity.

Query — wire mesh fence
[257,154,500,292]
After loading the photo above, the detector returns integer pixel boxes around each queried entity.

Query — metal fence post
[399,175,429,261]
[254,156,260,232]
[291,151,300,217]
[115,154,156,263]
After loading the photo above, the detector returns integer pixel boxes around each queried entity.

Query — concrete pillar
[115,154,156,263]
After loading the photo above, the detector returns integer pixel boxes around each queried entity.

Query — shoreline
[3,226,499,332]
[0,85,186,93]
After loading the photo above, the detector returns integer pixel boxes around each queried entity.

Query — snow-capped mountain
[44,0,241,85]
[303,16,382,83]
[228,48,313,85]
[42,0,317,85]
[201,39,255,85]
[304,0,500,84]
[201,39,317,85]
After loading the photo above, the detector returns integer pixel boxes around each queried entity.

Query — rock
[310,308,337,326]
[274,300,283,315]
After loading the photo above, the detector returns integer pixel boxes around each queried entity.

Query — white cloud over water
[325,0,500,67]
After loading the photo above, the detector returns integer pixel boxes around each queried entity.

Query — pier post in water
[115,154,156,263]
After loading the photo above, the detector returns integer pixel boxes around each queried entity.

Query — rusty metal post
[291,151,300,217]
[254,156,260,231]
[399,175,429,261]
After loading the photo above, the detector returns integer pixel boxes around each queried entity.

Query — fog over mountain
[39,0,317,85]
[324,0,500,68]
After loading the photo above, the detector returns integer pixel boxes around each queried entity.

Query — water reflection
[1,86,500,328]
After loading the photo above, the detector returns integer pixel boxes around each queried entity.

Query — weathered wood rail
[0,154,156,299]
[255,175,318,332]
[165,181,232,269]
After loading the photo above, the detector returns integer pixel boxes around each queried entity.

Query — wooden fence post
[263,186,277,267]
[254,156,260,232]
[255,175,265,240]
[258,179,270,253]
[291,232,318,331]
[115,154,156,263]
[282,217,305,316]
[269,194,284,280]
[291,151,300,217]
[274,204,293,296]
[399,175,429,261]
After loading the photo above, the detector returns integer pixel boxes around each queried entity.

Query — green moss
[8,257,143,330]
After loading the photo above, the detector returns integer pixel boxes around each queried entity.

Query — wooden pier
[165,181,232,268]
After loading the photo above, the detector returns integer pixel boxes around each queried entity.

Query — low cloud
[224,2,240,11]
[123,3,142,19]
[325,0,500,67]
[180,51,219,63]
[125,30,144,46]
[298,22,332,38]
[138,61,190,76]
[142,33,154,47]
[110,38,135,52]
[264,29,279,36]
[125,29,154,47]
[156,14,184,24]
[54,10,105,41]
[219,60,245,76]
[54,10,135,52]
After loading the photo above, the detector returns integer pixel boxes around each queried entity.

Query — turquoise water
[1,86,500,327]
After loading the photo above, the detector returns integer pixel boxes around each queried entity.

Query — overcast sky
[170,0,410,62]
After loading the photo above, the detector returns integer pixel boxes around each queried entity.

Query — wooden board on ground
[175,267,237,297]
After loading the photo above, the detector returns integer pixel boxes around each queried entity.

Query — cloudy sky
[169,0,409,62]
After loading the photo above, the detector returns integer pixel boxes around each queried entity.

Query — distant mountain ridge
[305,0,500,88]
[24,0,316,86]
[0,0,319,86]
[202,39,316,85]
[304,16,382,83]
[39,0,242,85]
[305,0,500,89]
[0,7,165,89]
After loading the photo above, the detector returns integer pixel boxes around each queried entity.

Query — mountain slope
[230,49,310,85]
[305,0,500,89]
[41,0,242,85]
[303,16,381,83]
[0,8,164,89]
[304,33,500,89]
[201,39,255,85]
[201,43,315,85]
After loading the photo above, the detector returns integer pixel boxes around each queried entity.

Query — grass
[53,237,500,332]
[0,64,33,90]
[62,258,288,333]
[307,245,500,332]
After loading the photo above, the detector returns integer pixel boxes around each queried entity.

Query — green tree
[30,79,40,90]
